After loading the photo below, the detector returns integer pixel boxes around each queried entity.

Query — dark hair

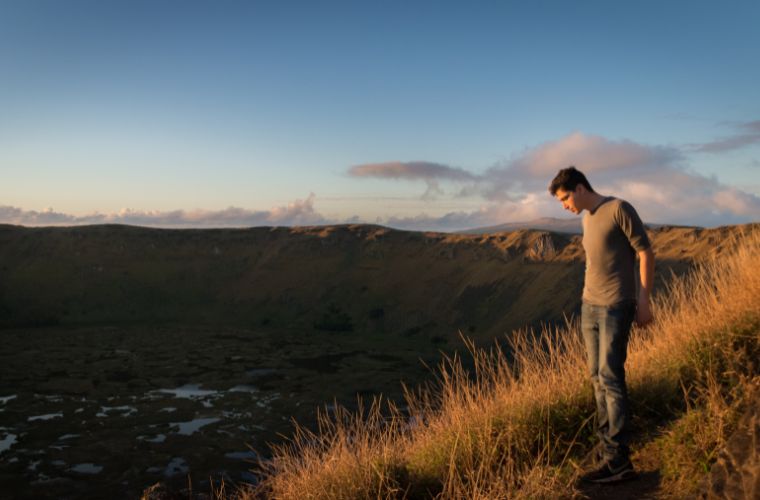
[548,166,594,195]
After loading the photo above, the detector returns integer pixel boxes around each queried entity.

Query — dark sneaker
[580,458,636,484]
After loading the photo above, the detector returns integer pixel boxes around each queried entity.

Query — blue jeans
[581,300,636,462]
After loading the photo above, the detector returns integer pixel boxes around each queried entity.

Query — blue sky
[1,1,759,230]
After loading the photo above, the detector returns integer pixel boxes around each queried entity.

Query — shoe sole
[587,468,637,484]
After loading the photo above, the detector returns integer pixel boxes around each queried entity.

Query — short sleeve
[615,201,651,252]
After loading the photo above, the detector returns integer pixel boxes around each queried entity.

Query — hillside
[0,223,744,344]
[246,225,760,499]
[458,217,584,234]
[458,217,686,235]
[1,223,756,498]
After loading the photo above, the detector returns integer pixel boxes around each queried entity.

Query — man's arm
[636,247,655,326]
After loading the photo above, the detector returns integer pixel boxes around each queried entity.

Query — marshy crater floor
[0,325,442,499]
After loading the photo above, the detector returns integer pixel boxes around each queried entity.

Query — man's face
[555,187,580,214]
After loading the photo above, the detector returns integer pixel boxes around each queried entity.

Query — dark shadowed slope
[0,223,749,342]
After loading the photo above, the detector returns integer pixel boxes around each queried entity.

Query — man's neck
[583,192,607,214]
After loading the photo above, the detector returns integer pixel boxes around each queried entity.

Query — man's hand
[636,247,655,327]
[635,298,653,327]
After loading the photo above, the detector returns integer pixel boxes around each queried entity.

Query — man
[549,166,655,483]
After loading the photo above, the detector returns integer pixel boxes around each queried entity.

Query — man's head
[549,166,596,215]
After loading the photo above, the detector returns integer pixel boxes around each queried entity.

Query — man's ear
[575,184,587,195]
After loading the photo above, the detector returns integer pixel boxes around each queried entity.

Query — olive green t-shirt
[582,197,651,306]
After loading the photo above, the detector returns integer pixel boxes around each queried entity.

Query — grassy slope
[247,226,760,499]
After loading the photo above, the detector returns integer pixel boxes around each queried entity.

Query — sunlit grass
[240,228,759,499]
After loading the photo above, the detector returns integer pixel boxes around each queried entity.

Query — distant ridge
[459,217,699,235]
[0,221,733,337]
[458,217,582,235]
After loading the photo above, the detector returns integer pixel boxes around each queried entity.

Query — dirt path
[578,469,662,499]
[575,429,667,499]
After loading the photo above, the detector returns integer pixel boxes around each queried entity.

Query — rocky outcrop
[526,233,557,260]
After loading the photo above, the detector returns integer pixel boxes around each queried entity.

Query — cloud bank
[0,193,328,228]
[478,132,682,200]
[348,130,760,229]
[6,129,759,232]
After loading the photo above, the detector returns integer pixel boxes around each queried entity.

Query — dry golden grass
[241,228,760,499]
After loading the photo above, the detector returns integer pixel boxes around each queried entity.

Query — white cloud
[609,174,760,226]
[0,206,80,225]
[348,131,760,229]
[0,193,330,228]
[478,132,683,200]
[508,132,676,177]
